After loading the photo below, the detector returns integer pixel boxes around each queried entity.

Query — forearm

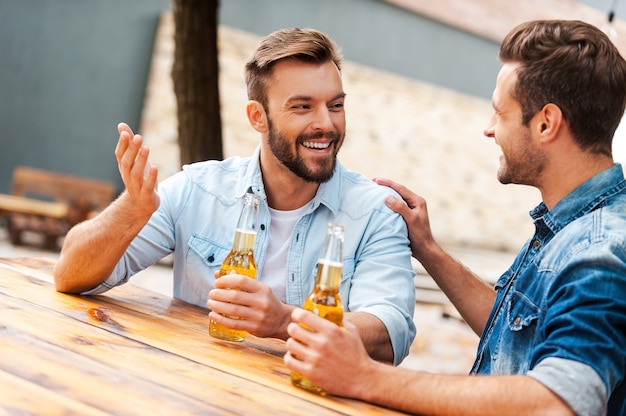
[345,311,394,363]
[53,192,153,293]
[356,365,573,416]
[416,240,496,335]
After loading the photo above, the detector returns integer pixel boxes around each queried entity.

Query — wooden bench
[0,166,117,250]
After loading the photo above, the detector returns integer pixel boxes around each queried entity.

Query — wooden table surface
[0,257,407,415]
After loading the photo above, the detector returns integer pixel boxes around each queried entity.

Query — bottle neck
[232,229,257,251]
[316,259,342,291]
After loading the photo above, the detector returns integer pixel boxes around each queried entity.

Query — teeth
[302,141,330,149]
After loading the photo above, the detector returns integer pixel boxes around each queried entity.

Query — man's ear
[535,103,563,143]
[246,100,268,133]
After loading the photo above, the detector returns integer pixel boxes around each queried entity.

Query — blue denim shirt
[85,147,416,364]
[470,164,626,416]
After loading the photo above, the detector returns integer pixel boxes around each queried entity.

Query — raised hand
[114,123,160,215]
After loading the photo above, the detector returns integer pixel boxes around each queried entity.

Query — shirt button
[533,240,541,249]
[514,317,521,325]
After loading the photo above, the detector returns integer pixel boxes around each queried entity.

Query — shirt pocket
[188,233,232,268]
[507,290,539,331]
[492,290,540,374]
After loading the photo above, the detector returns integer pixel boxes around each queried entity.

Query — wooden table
[0,257,406,415]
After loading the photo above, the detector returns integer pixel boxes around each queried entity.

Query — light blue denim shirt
[470,164,626,416]
[85,147,416,364]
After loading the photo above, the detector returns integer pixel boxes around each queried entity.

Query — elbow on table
[52,259,88,294]
[52,272,78,294]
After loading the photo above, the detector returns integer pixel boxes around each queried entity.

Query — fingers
[144,163,159,192]
[117,122,134,136]
[115,125,144,173]
[213,273,259,291]
[115,123,143,173]
[207,277,263,319]
[114,123,135,159]
[374,177,427,216]
[285,312,320,359]
[285,309,345,373]
[283,348,313,378]
[114,123,158,197]
[373,177,415,201]
[373,177,407,196]
[284,337,312,371]
[289,308,338,334]
[114,129,130,161]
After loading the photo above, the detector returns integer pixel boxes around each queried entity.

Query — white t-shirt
[261,203,310,302]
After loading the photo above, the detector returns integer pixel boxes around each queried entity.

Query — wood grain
[0,257,406,415]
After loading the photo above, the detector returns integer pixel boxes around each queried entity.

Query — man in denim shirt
[53,28,416,365]
[285,20,626,414]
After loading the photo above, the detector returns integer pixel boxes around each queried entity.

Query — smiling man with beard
[53,27,416,365]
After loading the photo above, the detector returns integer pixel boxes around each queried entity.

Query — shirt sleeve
[81,171,187,295]
[531,237,626,414]
[344,204,417,365]
[527,357,606,416]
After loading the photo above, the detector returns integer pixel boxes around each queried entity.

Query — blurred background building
[2,0,626,253]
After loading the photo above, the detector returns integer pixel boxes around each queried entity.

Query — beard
[497,129,545,186]
[267,119,343,184]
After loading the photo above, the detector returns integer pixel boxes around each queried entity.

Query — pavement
[0,221,519,375]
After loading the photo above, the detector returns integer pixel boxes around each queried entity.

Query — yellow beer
[209,192,260,342]
[291,223,344,395]
[301,260,343,325]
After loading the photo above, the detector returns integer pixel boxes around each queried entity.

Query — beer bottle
[209,192,261,342]
[291,223,344,395]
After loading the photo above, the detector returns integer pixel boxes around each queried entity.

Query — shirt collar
[244,145,343,215]
[240,146,266,199]
[531,163,626,234]
[310,165,342,216]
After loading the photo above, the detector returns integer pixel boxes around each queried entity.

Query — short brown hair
[500,20,626,155]
[244,28,343,110]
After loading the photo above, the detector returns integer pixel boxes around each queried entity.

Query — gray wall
[0,0,500,194]
[0,0,169,194]
[219,0,501,99]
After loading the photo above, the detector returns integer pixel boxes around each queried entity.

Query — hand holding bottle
[208,192,260,342]
[285,308,374,399]
[290,223,345,395]
[208,271,295,339]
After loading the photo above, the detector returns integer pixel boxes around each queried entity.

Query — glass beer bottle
[209,192,261,342]
[291,223,344,395]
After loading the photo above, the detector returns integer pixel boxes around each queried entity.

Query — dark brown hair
[244,28,343,110]
[500,20,626,155]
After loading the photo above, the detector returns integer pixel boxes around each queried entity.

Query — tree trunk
[172,0,223,165]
